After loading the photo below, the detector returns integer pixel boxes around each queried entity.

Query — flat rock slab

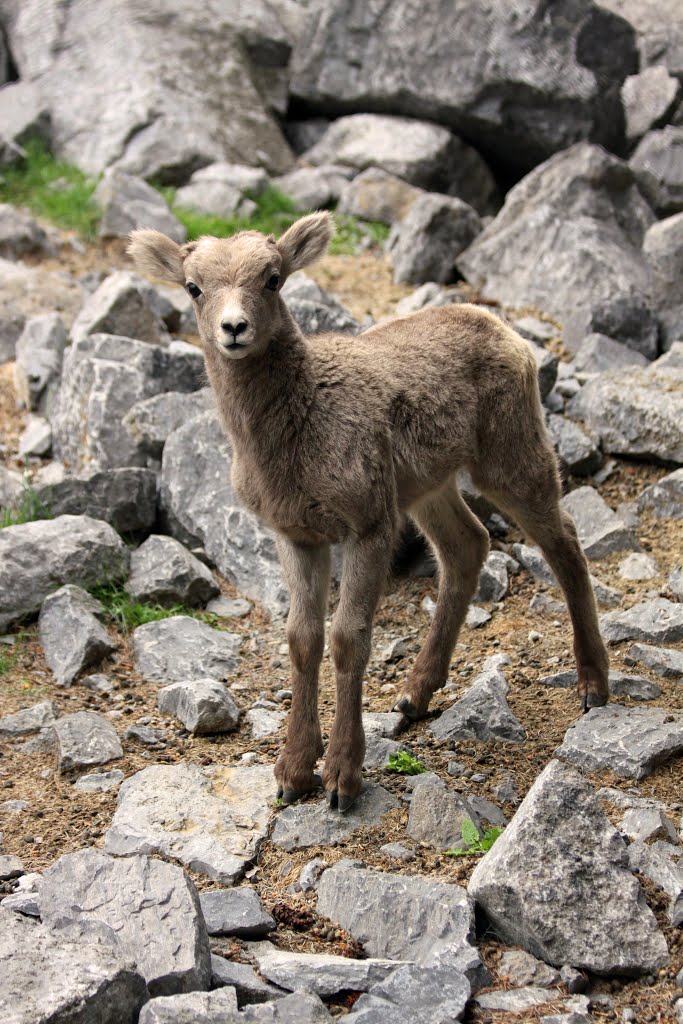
[133,616,241,683]
[316,858,480,977]
[138,989,239,1024]
[469,760,669,975]
[475,987,561,1012]
[0,700,57,736]
[628,840,683,927]
[538,669,662,701]
[0,514,129,631]
[51,711,123,773]
[271,785,399,852]
[638,469,683,519]
[429,665,525,744]
[557,704,683,779]
[601,599,683,645]
[560,487,638,559]
[158,678,241,734]
[74,769,125,793]
[627,643,683,680]
[38,584,116,685]
[211,955,284,1004]
[105,762,276,883]
[0,906,146,1024]
[345,964,470,1024]
[199,887,275,938]
[247,942,406,996]
[41,848,211,996]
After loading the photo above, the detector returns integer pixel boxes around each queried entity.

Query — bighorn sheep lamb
[129,212,609,812]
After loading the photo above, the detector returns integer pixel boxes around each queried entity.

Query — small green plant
[329,213,390,255]
[385,750,427,775]
[0,482,52,529]
[90,582,220,633]
[445,817,504,858]
[0,137,100,237]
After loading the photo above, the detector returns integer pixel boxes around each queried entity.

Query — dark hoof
[282,788,304,806]
[337,794,358,814]
[327,790,338,810]
[392,696,420,720]
[585,691,608,710]
[276,786,283,800]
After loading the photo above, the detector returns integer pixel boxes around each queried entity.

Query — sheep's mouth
[223,340,248,352]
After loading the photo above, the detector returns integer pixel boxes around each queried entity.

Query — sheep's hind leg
[393,481,490,720]
[325,524,394,812]
[274,538,330,804]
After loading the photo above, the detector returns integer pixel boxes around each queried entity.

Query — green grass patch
[385,750,427,776]
[330,213,390,255]
[0,483,52,529]
[90,582,220,633]
[160,183,300,241]
[0,635,28,677]
[445,817,504,858]
[0,137,100,238]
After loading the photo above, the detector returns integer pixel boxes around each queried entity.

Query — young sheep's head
[127,211,332,360]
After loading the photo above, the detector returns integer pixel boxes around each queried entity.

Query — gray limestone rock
[199,888,275,938]
[573,333,649,375]
[388,192,481,285]
[211,955,284,1005]
[620,807,678,844]
[191,162,269,195]
[626,643,683,680]
[628,840,683,927]
[127,535,219,607]
[643,210,683,349]
[362,711,406,739]
[337,168,423,226]
[124,390,212,460]
[531,344,559,402]
[176,179,255,219]
[556,704,683,779]
[133,616,240,683]
[246,707,287,739]
[407,774,481,850]
[498,950,561,989]
[41,848,211,996]
[0,907,146,1024]
[316,858,481,980]
[37,467,158,535]
[429,665,525,744]
[0,257,81,364]
[601,598,683,645]
[273,165,351,212]
[241,991,334,1022]
[96,169,187,242]
[161,410,289,617]
[158,679,241,735]
[0,204,55,261]
[469,760,669,975]
[0,81,51,166]
[105,762,275,884]
[475,551,512,603]
[0,514,129,631]
[1,872,42,917]
[622,66,681,145]
[0,701,58,737]
[345,964,470,1024]
[619,553,659,580]
[538,669,661,702]
[72,271,168,346]
[271,785,399,852]
[247,942,405,996]
[546,415,601,477]
[0,856,24,880]
[638,469,683,519]
[363,732,404,769]
[18,415,51,457]
[560,487,638,559]
[13,312,66,416]
[475,987,560,1012]
[74,769,125,793]
[630,126,683,216]
[39,584,116,685]
[51,711,123,773]
[137,989,239,1024]
[280,273,359,336]
[512,544,556,586]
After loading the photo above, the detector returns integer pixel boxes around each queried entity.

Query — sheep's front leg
[275,538,330,805]
[325,524,393,812]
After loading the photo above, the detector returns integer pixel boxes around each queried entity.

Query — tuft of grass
[386,750,427,776]
[0,483,52,529]
[330,213,390,255]
[445,817,504,858]
[90,582,220,633]
[0,137,100,238]
[161,184,300,241]
[0,635,28,677]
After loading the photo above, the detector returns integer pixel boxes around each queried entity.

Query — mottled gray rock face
[475,551,512,603]
[18,414,52,457]
[158,679,241,735]
[272,165,352,212]
[567,362,683,464]
[280,273,359,336]
[41,848,211,996]
[316,859,480,978]
[560,486,638,559]
[0,907,147,1024]
[573,332,648,375]
[133,616,240,683]
[622,66,681,145]
[72,271,168,346]
[127,535,219,608]
[628,840,683,927]
[3,0,293,181]
[0,514,129,631]
[271,785,399,852]
[246,706,287,739]
[175,179,255,219]
[160,410,289,617]
[546,415,601,477]
[0,204,55,261]
[199,888,275,938]
[248,942,405,997]
[291,2,636,172]
[51,711,123,773]
[539,669,661,702]
[0,80,51,166]
[601,598,683,645]
[627,643,683,680]
[429,665,525,745]
[643,211,683,349]
[105,762,276,884]
[631,126,683,216]
[0,701,58,737]
[191,161,269,195]
[345,964,470,1024]
[13,312,66,416]
[557,704,683,779]
[619,552,659,581]
[388,193,481,285]
[638,469,683,519]
[620,807,678,844]
[475,987,562,1012]
[124,390,212,461]
[337,168,423,226]
[211,955,283,1004]
[38,584,116,685]
[407,774,481,850]
[38,467,158,534]
[95,169,187,242]
[53,333,204,473]
[469,760,669,975]
[513,543,556,586]
[498,950,560,989]
[458,144,655,353]
[74,769,125,793]
[138,989,239,1024]
[304,113,497,214]
[242,991,334,1023]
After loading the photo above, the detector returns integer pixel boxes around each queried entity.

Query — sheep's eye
[186,282,202,300]
[266,273,280,291]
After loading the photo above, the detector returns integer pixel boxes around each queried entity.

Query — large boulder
[387,193,482,285]
[38,585,116,686]
[599,0,683,77]
[556,704,683,779]
[469,760,668,975]
[458,144,657,354]
[71,271,169,346]
[643,211,683,349]
[630,125,683,216]
[3,0,294,181]
[126,535,219,607]
[160,410,289,617]
[37,467,158,534]
[0,80,51,165]
[133,616,240,683]
[290,0,637,173]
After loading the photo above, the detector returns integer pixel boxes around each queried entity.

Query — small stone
[429,664,525,744]
[137,988,239,1024]
[560,487,638,560]
[379,843,415,862]
[124,724,167,747]
[628,840,683,927]
[560,965,586,993]
[126,535,220,608]
[638,469,683,520]
[206,596,252,618]
[346,963,470,1024]
[199,888,275,938]
[246,707,286,738]
[538,669,661,701]
[626,643,683,680]
[0,701,58,737]
[210,955,284,1005]
[362,712,406,739]
[39,585,117,686]
[0,855,24,880]
[530,593,566,616]
[466,606,491,628]
[158,679,241,735]
[248,941,406,996]
[18,415,52,457]
[52,712,123,774]
[620,807,678,844]
[475,987,560,1012]
[619,553,659,581]
[271,785,399,852]
[74,769,125,793]
[407,774,481,850]
[379,636,410,662]
[476,551,512,602]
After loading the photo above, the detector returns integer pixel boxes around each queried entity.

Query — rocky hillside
[1,2,683,1023]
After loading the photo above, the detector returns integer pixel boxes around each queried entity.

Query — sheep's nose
[222,319,249,339]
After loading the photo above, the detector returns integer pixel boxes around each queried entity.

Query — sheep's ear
[277,212,332,277]
[127,229,186,284]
